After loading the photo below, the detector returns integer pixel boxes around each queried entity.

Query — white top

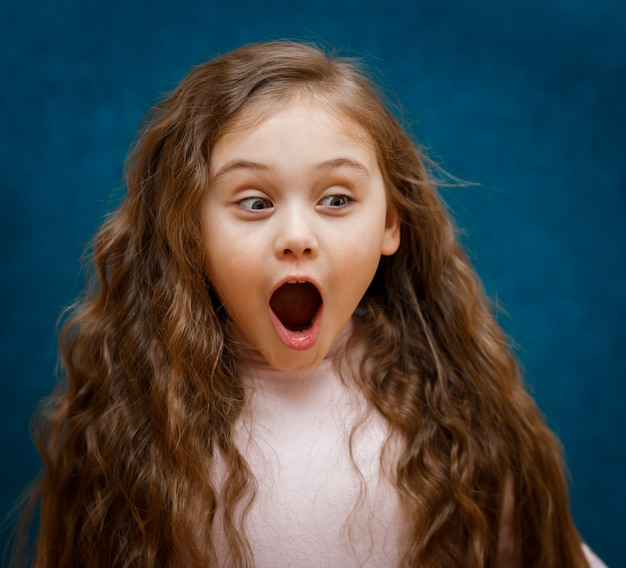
[212,336,405,567]
[583,543,609,567]
[211,331,608,568]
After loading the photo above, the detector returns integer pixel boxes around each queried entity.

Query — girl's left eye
[319,195,352,208]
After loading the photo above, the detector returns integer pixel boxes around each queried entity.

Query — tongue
[270,282,321,331]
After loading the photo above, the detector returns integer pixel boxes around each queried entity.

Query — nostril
[276,231,318,258]
[282,247,313,256]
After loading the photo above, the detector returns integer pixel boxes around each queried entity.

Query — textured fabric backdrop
[1,0,624,564]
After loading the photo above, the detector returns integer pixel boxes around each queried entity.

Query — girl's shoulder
[582,543,609,568]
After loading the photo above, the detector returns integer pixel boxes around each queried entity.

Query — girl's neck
[231,320,361,427]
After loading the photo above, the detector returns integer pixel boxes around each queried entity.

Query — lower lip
[269,304,323,350]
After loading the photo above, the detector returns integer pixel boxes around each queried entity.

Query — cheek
[202,233,233,300]
[342,213,390,262]
[203,241,262,315]
[333,236,384,291]
[202,215,240,275]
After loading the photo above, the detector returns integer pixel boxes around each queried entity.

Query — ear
[381,203,401,256]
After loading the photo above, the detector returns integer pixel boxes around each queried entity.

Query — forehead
[211,96,376,169]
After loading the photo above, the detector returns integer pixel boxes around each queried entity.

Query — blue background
[1,0,624,564]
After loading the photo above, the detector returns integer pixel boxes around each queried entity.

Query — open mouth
[269,281,322,332]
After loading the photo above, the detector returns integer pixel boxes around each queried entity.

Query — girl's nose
[274,210,319,259]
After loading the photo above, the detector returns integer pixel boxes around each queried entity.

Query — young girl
[14,41,605,567]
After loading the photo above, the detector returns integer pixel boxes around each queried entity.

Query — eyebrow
[211,157,371,181]
[211,160,269,181]
[315,157,371,177]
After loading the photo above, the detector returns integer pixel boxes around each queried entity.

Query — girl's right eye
[237,196,273,211]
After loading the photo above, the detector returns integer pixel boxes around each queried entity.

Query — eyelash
[319,194,352,208]
[236,194,353,211]
[237,196,273,210]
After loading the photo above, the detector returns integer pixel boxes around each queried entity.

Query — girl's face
[201,98,400,372]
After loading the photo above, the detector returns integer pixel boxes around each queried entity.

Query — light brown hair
[11,41,588,567]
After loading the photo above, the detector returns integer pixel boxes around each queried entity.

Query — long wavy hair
[11,41,588,567]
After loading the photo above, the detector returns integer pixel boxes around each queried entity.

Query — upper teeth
[287,280,306,284]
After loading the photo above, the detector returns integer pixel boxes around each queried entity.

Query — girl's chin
[261,315,354,372]
[261,346,329,373]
